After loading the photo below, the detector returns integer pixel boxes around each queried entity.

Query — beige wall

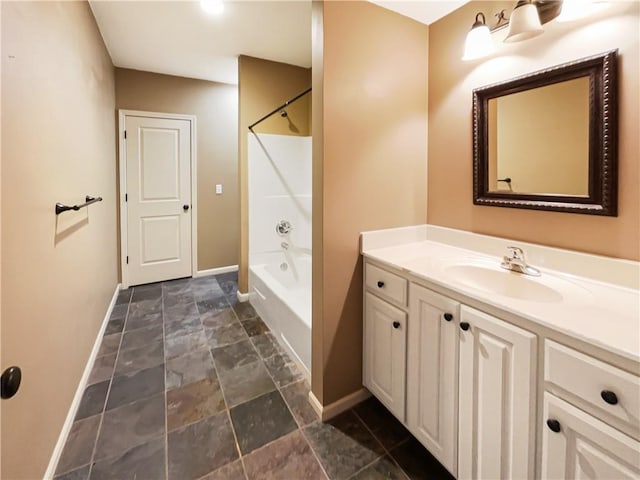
[238,56,312,293]
[1,2,117,478]
[492,77,589,195]
[429,1,640,260]
[313,1,428,405]
[115,68,239,271]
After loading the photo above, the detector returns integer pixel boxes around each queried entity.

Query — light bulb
[201,0,224,15]
[556,1,609,22]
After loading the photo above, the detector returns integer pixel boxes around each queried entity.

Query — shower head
[280,110,288,118]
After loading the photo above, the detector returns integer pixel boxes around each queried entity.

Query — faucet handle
[506,246,525,260]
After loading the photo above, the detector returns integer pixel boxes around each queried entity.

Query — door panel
[458,306,537,480]
[125,115,192,286]
[407,284,459,476]
[364,292,407,420]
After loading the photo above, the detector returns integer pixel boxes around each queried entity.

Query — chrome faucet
[500,246,541,277]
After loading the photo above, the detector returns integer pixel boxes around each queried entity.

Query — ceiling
[89,1,468,85]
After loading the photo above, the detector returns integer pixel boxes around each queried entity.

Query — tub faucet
[281,241,290,250]
[276,220,292,236]
[500,246,541,277]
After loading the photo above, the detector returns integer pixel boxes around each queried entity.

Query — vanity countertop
[363,239,640,365]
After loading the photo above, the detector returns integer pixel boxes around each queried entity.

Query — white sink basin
[443,264,588,303]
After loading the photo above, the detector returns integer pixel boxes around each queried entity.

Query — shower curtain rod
[248,87,312,131]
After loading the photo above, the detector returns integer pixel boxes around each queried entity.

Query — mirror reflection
[487,76,590,196]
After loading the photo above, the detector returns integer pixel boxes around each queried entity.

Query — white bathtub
[249,254,311,379]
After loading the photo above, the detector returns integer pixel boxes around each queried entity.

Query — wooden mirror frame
[472,49,618,216]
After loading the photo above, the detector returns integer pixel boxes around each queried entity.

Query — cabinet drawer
[544,340,640,435]
[365,262,407,306]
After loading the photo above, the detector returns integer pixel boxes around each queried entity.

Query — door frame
[118,109,198,289]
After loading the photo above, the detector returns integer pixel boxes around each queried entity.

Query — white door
[541,392,640,479]
[124,115,192,286]
[407,284,459,476]
[458,306,537,480]
[363,292,407,420]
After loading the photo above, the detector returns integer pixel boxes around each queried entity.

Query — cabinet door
[458,306,537,480]
[541,392,640,479]
[363,292,407,420]
[407,284,459,476]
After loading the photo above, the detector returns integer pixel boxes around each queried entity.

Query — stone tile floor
[55,272,454,480]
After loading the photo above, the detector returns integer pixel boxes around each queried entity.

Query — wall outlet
[215,184,222,195]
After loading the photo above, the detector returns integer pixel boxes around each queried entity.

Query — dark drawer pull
[392,321,400,329]
[601,390,618,405]
[377,281,385,288]
[546,419,561,433]
[443,313,453,322]
[460,322,470,331]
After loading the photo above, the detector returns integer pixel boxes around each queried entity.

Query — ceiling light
[462,13,497,61]
[556,0,610,22]
[504,0,544,43]
[201,0,224,15]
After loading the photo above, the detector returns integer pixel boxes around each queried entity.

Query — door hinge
[126,256,129,264]
[125,193,128,202]
[124,130,127,139]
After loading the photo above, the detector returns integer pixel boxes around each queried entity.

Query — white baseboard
[308,388,371,422]
[44,284,121,480]
[194,264,238,278]
[236,290,249,303]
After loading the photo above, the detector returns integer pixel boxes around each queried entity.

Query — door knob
[460,322,470,331]
[443,313,453,322]
[183,205,190,211]
[392,321,400,329]
[1,366,22,399]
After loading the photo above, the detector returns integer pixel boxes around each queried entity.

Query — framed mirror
[472,49,618,216]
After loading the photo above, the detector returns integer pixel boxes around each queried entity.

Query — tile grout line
[349,408,410,480]
[242,318,331,480]
[85,289,133,479]
[203,277,250,480]
[162,283,170,480]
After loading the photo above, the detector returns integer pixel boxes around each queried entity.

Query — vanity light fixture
[200,0,224,15]
[462,0,605,61]
[504,0,544,42]
[462,13,497,61]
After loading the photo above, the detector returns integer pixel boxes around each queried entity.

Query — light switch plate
[215,184,222,194]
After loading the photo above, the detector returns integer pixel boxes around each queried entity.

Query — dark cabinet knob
[546,419,561,433]
[392,321,400,329]
[601,390,618,405]
[183,205,190,211]
[377,281,385,288]
[443,313,453,322]
[1,366,22,399]
[460,322,470,331]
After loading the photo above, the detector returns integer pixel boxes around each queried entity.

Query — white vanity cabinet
[458,306,537,480]
[407,284,460,475]
[362,257,640,480]
[363,259,537,479]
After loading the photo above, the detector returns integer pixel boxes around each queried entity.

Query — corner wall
[428,1,640,260]
[115,68,239,271]
[1,2,117,478]
[238,56,312,294]
[313,1,428,405]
